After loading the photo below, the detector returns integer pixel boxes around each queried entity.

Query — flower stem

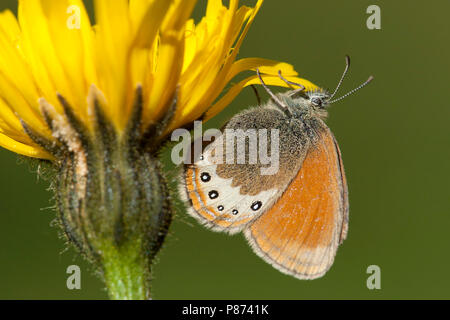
[101,240,152,300]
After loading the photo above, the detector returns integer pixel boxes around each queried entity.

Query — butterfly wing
[180,106,309,234]
[181,134,281,234]
[244,128,349,279]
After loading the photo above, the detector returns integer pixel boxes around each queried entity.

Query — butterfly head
[282,89,331,120]
[256,56,373,120]
[291,55,373,113]
[305,89,332,110]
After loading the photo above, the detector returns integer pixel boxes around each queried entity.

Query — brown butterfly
[179,56,373,279]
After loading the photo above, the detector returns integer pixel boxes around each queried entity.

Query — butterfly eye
[311,97,322,107]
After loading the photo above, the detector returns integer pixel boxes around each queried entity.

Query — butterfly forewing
[181,105,311,234]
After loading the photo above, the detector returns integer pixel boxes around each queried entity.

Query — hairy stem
[101,240,152,300]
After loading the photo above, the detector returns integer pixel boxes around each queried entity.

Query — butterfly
[179,56,373,279]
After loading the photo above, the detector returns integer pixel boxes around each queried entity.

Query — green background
[1,0,449,299]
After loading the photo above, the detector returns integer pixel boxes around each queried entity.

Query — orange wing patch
[245,129,348,280]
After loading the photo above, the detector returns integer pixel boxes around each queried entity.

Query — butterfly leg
[250,85,262,106]
[256,68,288,110]
[277,70,305,98]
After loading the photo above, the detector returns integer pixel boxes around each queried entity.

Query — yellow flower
[0,0,316,160]
[0,0,323,300]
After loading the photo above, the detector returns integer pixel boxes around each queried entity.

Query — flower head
[0,0,317,160]
[0,0,320,299]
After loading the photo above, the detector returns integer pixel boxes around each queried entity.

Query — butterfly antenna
[250,85,262,105]
[329,76,374,104]
[330,55,351,99]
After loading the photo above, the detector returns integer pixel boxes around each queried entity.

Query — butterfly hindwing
[182,134,281,234]
[244,127,349,279]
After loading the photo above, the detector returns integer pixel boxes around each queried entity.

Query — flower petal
[171,0,240,128]
[227,58,298,83]
[0,10,43,121]
[0,71,49,137]
[0,98,27,136]
[19,1,78,114]
[130,0,172,48]
[170,0,266,130]
[0,10,20,41]
[39,0,97,124]
[94,0,132,129]
[143,0,197,127]
[0,132,52,159]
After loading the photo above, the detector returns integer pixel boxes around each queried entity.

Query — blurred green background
[1,0,449,299]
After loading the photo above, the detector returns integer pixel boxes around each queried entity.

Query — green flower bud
[23,86,174,299]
